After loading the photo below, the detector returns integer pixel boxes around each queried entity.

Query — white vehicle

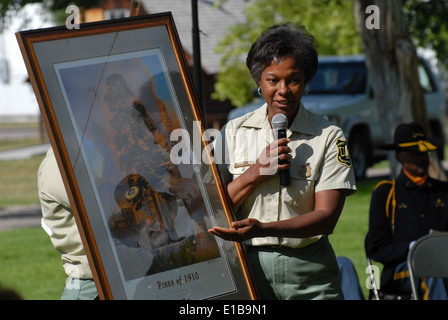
[228,55,446,179]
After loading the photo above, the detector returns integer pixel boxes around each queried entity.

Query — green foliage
[213,0,362,107]
[214,0,448,108]
[403,0,448,66]
[212,61,257,107]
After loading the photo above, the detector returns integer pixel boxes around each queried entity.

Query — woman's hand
[226,138,291,210]
[208,218,263,242]
[255,138,292,177]
[209,190,348,242]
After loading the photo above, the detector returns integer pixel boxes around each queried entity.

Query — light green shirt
[219,103,357,248]
[38,147,93,279]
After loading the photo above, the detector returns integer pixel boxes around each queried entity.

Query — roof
[140,0,252,74]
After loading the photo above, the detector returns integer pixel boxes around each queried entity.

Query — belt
[246,236,327,253]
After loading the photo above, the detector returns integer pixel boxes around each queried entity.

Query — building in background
[0,4,53,123]
[0,0,253,129]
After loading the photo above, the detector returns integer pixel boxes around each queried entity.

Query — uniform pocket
[282,161,316,210]
[283,177,314,207]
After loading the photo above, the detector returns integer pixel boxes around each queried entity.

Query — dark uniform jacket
[365,170,448,293]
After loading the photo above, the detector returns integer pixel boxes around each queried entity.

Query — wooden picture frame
[17,13,256,300]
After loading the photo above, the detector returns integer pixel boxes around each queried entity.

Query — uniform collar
[398,170,434,189]
[289,104,316,136]
[240,103,270,129]
[241,102,317,136]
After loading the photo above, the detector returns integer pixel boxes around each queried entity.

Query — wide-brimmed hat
[378,122,437,153]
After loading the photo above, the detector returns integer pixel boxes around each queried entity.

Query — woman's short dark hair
[246,23,318,85]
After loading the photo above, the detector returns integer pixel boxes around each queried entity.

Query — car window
[417,62,436,93]
[307,62,366,94]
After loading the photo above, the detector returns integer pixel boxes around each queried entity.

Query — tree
[353,0,445,179]
[214,0,447,178]
[214,0,448,108]
[403,0,448,67]
[353,1,420,170]
[212,0,362,107]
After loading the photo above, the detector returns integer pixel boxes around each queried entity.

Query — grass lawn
[331,177,383,299]
[0,155,45,207]
[0,227,66,300]
[0,129,437,300]
[0,175,383,300]
[0,131,65,299]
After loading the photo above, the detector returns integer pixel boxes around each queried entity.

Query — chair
[366,257,380,300]
[407,233,448,300]
[366,257,411,300]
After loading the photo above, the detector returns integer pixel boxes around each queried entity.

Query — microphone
[271,113,290,186]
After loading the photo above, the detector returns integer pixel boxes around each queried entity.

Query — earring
[257,87,262,96]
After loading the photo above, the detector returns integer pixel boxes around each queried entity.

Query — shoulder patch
[335,139,351,167]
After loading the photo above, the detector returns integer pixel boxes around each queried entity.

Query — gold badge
[398,203,408,209]
[336,139,351,167]
[435,198,445,208]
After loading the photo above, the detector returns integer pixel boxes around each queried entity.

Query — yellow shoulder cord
[376,179,396,234]
[385,179,396,234]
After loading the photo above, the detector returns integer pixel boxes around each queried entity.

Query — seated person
[365,122,448,299]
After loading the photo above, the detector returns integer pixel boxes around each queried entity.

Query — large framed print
[17,13,256,300]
